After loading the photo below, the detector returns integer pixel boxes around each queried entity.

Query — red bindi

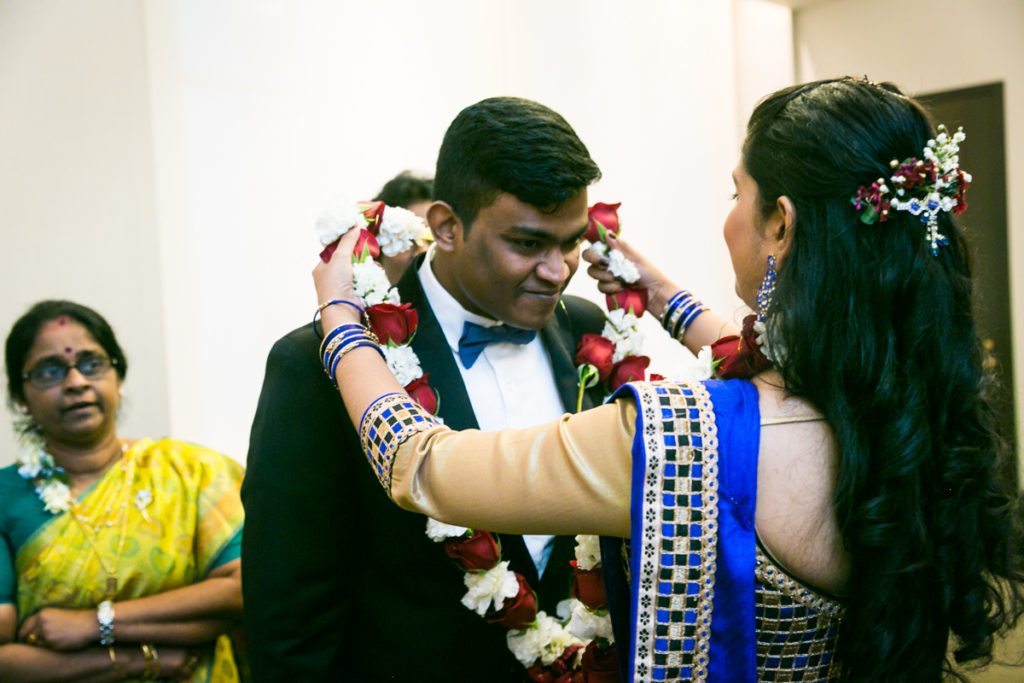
[64,347,73,355]
[57,316,68,326]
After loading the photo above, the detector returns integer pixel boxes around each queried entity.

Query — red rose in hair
[367,303,418,345]
[579,641,619,682]
[710,314,771,379]
[954,168,970,215]
[608,355,650,391]
[575,334,616,382]
[404,375,438,415]
[444,529,501,571]
[584,202,622,243]
[605,288,647,317]
[361,200,386,235]
[570,560,607,610]
[485,572,538,630]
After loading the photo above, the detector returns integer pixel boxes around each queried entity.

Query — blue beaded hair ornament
[850,125,971,256]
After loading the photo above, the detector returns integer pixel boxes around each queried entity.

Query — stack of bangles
[316,299,384,387]
[661,289,708,343]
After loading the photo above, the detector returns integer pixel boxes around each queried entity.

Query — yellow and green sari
[0,438,246,682]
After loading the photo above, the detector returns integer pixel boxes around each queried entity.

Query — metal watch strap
[97,600,115,646]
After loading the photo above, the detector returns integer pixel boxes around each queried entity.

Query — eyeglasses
[22,354,116,389]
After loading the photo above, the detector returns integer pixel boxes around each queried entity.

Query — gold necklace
[68,442,135,599]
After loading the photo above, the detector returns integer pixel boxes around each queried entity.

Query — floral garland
[316,202,618,681]
[573,203,652,409]
[16,430,74,513]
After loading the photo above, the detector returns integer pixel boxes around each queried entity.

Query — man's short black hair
[373,171,433,209]
[434,97,601,228]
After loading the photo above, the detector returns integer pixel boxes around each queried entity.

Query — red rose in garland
[605,288,647,317]
[366,302,419,345]
[361,200,386,234]
[608,355,650,391]
[404,375,439,415]
[579,641,619,683]
[584,202,622,242]
[485,573,538,630]
[570,560,607,610]
[710,314,770,379]
[574,334,616,382]
[444,529,501,571]
[527,644,584,683]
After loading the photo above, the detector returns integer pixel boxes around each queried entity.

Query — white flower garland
[16,431,73,514]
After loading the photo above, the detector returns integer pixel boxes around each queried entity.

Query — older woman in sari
[0,301,245,682]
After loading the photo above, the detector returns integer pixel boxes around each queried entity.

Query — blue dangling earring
[755,255,777,323]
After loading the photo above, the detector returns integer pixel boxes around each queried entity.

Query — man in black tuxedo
[242,97,606,681]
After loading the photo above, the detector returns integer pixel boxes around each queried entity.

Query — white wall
[1,0,796,464]
[794,0,1024,474]
[0,0,170,464]
[141,0,782,461]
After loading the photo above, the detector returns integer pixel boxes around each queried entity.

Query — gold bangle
[140,643,159,679]
[108,647,124,680]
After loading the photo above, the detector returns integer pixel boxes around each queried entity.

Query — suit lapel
[541,300,599,414]
[398,259,479,431]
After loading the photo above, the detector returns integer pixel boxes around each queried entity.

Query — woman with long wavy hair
[311,78,1024,680]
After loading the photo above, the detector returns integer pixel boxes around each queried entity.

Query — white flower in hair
[606,248,640,283]
[37,479,72,514]
[574,535,602,571]
[461,561,520,616]
[425,518,470,541]
[378,206,429,257]
[382,345,424,386]
[566,600,615,642]
[315,199,369,245]
[352,260,393,307]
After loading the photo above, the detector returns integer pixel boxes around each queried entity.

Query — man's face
[446,190,589,330]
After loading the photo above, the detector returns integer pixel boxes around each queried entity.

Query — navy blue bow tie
[457,321,537,368]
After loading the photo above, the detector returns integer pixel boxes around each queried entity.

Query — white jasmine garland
[566,600,614,643]
[586,241,609,259]
[574,534,602,571]
[606,248,640,284]
[378,206,429,258]
[382,345,424,386]
[461,561,520,616]
[674,345,715,383]
[351,260,394,307]
[506,611,583,667]
[425,517,469,541]
[16,445,50,479]
[315,199,368,245]
[37,479,72,514]
[602,310,645,364]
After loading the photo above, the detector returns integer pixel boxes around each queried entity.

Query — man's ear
[770,195,797,263]
[428,202,461,253]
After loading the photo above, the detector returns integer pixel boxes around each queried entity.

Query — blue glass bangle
[670,299,700,338]
[320,323,367,355]
[324,332,375,376]
[322,328,374,366]
[313,299,365,339]
[679,306,707,338]
[328,341,385,388]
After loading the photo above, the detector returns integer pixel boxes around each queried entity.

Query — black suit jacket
[242,261,606,682]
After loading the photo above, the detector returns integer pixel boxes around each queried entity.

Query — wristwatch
[97,600,115,646]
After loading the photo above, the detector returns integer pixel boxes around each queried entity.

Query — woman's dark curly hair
[744,78,1024,680]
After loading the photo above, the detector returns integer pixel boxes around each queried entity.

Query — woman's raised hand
[582,234,680,320]
[312,228,362,307]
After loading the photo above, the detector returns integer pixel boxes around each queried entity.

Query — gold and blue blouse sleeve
[359,392,635,538]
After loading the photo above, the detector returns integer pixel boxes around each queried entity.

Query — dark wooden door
[917,83,1016,471]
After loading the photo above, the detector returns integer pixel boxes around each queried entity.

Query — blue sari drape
[606,379,760,682]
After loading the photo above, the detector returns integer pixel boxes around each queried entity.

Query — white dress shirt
[418,253,566,576]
